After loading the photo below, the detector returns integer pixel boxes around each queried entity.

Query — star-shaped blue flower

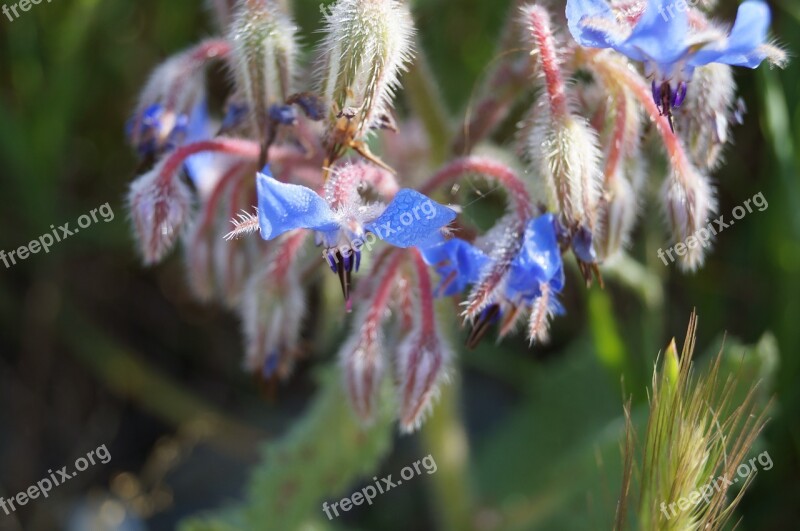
[566,0,775,124]
[422,213,566,345]
[423,213,565,307]
[255,166,457,301]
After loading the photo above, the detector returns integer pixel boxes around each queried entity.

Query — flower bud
[661,165,717,272]
[127,163,193,265]
[340,326,386,423]
[229,0,298,140]
[240,260,305,379]
[396,328,450,433]
[527,112,603,238]
[316,0,414,142]
[595,168,638,261]
[676,63,736,171]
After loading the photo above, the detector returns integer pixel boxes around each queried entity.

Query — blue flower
[566,0,775,122]
[255,166,457,300]
[422,214,566,345]
[127,100,209,158]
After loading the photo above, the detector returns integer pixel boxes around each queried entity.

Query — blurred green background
[0,0,799,529]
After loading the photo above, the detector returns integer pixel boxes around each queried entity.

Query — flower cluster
[125,0,784,431]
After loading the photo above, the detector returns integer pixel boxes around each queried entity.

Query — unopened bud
[317,0,414,141]
[676,63,736,171]
[396,329,450,433]
[595,170,638,261]
[229,0,298,140]
[340,327,386,423]
[661,165,717,272]
[127,163,193,265]
[527,112,603,235]
[240,261,305,379]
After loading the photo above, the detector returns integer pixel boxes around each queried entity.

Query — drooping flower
[228,165,456,302]
[422,213,565,345]
[566,0,785,126]
[127,40,230,159]
[523,5,604,267]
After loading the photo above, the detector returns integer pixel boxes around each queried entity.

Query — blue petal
[689,1,771,68]
[571,225,598,263]
[269,104,297,125]
[618,0,689,65]
[257,166,339,240]
[506,214,565,301]
[421,238,491,296]
[367,189,456,249]
[566,0,618,49]
[182,101,219,187]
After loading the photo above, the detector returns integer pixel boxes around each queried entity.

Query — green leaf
[181,368,396,531]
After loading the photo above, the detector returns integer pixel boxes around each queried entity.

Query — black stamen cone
[467,304,501,350]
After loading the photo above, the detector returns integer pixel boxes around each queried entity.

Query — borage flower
[227,164,456,305]
[566,0,785,127]
[423,213,565,347]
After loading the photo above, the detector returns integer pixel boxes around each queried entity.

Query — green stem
[420,373,475,531]
[403,49,452,165]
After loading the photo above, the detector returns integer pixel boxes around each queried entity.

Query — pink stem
[604,95,628,183]
[155,139,305,187]
[527,7,568,119]
[420,156,534,221]
[362,250,406,339]
[587,52,694,180]
[196,161,251,237]
[410,249,437,335]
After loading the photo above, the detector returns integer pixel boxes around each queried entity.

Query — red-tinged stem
[604,94,628,183]
[157,139,259,186]
[527,6,568,119]
[410,249,436,335]
[196,161,251,237]
[362,250,406,338]
[420,156,534,221]
[584,51,694,178]
[156,140,306,187]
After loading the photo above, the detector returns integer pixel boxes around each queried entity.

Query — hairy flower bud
[340,325,386,424]
[527,111,603,239]
[676,63,737,171]
[240,258,305,379]
[229,0,298,140]
[661,164,717,272]
[396,327,450,433]
[317,0,414,142]
[596,168,638,261]
[127,163,193,265]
